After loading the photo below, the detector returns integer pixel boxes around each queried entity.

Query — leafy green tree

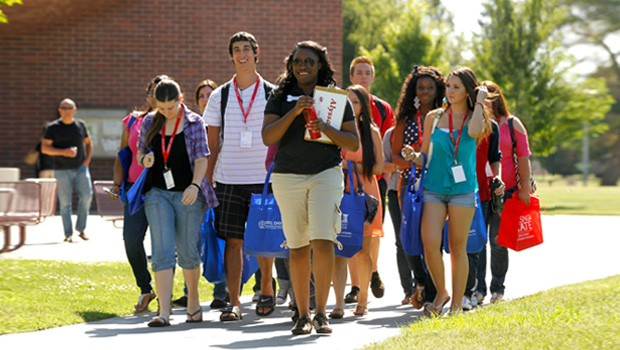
[471,0,613,158]
[0,0,22,23]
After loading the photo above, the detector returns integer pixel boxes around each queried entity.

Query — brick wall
[1,0,343,183]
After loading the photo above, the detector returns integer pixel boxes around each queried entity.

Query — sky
[440,0,620,77]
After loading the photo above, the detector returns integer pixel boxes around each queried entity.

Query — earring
[443,96,449,104]
[414,96,421,110]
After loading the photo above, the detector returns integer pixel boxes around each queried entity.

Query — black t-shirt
[43,118,89,170]
[264,85,356,175]
[144,131,193,192]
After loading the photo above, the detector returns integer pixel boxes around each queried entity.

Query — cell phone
[103,187,119,198]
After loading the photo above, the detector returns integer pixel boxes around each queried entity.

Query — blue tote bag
[400,153,427,256]
[126,167,148,216]
[202,208,225,282]
[117,146,132,203]
[442,192,488,253]
[243,163,289,258]
[335,161,365,258]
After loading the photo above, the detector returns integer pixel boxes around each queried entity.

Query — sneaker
[476,291,485,305]
[370,272,385,298]
[252,290,260,302]
[291,315,312,335]
[172,295,188,308]
[276,287,288,305]
[344,286,360,304]
[490,292,504,304]
[312,313,332,334]
[461,296,473,311]
[470,294,478,308]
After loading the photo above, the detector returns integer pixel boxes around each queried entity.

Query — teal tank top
[424,123,478,195]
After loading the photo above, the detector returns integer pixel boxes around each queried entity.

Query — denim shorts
[423,189,477,207]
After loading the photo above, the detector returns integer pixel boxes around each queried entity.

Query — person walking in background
[203,32,276,321]
[108,75,168,313]
[476,80,534,305]
[42,98,93,243]
[401,67,491,315]
[137,79,217,327]
[331,85,384,318]
[30,122,55,178]
[262,41,359,334]
[345,56,395,303]
[392,66,445,310]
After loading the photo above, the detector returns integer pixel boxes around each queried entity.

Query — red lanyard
[412,109,423,147]
[448,107,468,163]
[233,75,260,124]
[161,106,183,167]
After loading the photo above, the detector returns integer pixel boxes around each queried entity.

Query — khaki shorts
[272,166,344,249]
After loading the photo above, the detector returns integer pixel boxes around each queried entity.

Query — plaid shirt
[138,104,219,209]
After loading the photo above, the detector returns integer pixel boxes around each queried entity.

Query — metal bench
[0,181,42,253]
[92,181,124,228]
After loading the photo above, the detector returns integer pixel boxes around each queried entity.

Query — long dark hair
[444,67,492,140]
[347,85,376,180]
[395,66,445,123]
[145,79,182,147]
[480,80,510,120]
[273,41,337,102]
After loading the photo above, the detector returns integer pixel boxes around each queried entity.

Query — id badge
[240,130,252,148]
[163,168,175,189]
[451,164,466,183]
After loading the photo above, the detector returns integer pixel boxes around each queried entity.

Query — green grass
[534,176,620,215]
[0,259,254,334]
[363,275,620,350]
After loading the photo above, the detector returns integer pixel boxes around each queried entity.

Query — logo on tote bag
[258,220,282,230]
[517,215,534,241]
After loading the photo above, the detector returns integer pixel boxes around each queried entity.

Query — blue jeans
[144,188,206,272]
[123,182,152,294]
[54,165,93,237]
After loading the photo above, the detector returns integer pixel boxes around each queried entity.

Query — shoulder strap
[508,116,522,187]
[263,81,275,99]
[219,81,232,141]
[373,96,387,126]
[127,115,137,131]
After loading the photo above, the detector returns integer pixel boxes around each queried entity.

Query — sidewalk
[1,213,619,349]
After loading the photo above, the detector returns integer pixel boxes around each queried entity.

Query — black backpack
[218,79,275,140]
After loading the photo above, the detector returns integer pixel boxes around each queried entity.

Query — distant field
[534,175,620,215]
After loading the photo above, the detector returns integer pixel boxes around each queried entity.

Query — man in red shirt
[345,56,395,302]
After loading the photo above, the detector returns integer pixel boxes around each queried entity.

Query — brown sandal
[329,308,344,319]
[353,305,368,316]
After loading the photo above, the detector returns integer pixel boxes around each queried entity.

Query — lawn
[363,274,620,350]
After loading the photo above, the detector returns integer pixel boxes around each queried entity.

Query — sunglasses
[292,58,317,67]
[59,106,75,110]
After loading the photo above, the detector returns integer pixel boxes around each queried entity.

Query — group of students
[108,31,533,335]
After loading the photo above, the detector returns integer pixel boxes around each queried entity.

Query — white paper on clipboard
[304,86,349,144]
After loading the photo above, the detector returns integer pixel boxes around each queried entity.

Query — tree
[0,0,22,23]
[471,0,613,159]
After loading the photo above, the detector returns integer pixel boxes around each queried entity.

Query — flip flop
[256,294,275,316]
[186,307,203,323]
[147,316,170,327]
[220,305,243,322]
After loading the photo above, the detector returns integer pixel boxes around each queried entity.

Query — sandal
[256,294,275,316]
[328,308,344,319]
[147,316,170,327]
[410,285,425,309]
[134,291,156,313]
[220,305,243,322]
[353,305,368,316]
[186,307,203,323]
[425,296,451,317]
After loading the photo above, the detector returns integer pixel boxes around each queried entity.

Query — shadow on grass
[76,311,119,322]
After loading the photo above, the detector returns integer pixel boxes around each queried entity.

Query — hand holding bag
[442,192,488,253]
[335,161,365,258]
[243,163,289,258]
[498,190,543,251]
[349,162,380,225]
[202,208,226,282]
[400,153,427,256]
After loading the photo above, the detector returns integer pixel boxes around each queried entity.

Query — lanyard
[412,109,423,147]
[161,106,183,167]
[448,107,468,164]
[233,75,260,125]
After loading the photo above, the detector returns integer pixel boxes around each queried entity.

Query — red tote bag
[498,192,543,251]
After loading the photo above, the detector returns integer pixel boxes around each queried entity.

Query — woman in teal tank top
[401,67,492,316]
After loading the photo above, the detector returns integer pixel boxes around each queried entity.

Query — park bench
[92,180,124,228]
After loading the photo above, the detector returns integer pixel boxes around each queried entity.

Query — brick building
[0,0,343,181]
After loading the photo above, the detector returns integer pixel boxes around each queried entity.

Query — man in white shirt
[203,32,276,322]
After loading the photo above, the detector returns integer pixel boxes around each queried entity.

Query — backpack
[373,95,387,128]
[219,79,275,140]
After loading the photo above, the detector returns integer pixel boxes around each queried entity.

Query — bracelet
[475,102,484,108]
[140,154,146,166]
[189,183,201,191]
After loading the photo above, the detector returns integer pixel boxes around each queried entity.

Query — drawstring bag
[442,192,488,253]
[400,153,427,256]
[498,191,543,251]
[243,163,289,258]
[202,208,225,282]
[335,161,365,258]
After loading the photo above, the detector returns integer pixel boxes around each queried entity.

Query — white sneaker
[462,296,473,311]
[252,290,260,302]
[470,294,478,308]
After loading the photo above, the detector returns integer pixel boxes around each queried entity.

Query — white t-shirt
[203,76,269,185]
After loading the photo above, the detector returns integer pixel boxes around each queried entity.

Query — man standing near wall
[346,56,395,302]
[42,98,93,243]
[203,32,276,322]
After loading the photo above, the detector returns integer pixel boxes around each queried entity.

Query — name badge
[451,164,466,183]
[240,130,252,148]
[163,168,175,189]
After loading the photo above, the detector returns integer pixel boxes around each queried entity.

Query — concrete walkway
[1,213,619,349]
